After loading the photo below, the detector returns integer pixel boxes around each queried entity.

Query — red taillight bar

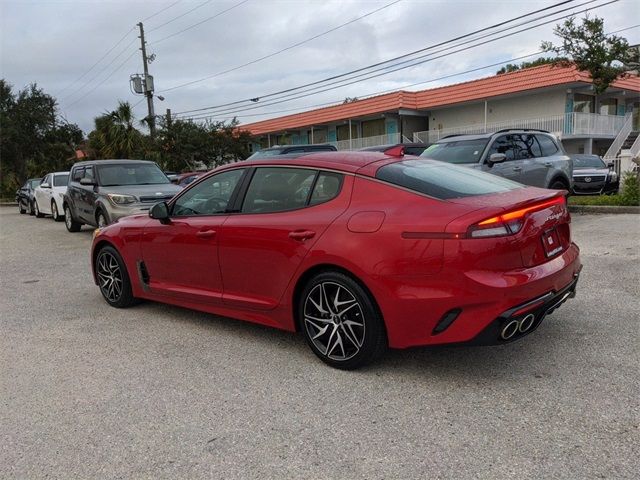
[477,196,565,226]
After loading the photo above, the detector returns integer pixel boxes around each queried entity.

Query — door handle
[544,162,553,167]
[512,166,522,172]
[289,230,316,241]
[196,229,216,239]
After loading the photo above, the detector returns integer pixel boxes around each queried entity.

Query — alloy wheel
[303,281,365,361]
[65,208,72,229]
[97,251,124,303]
[97,213,107,228]
[52,202,58,220]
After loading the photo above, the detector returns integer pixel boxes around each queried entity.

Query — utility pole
[137,22,156,136]
[166,108,172,128]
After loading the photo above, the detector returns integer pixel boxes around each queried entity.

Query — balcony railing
[413,113,627,144]
[332,132,401,151]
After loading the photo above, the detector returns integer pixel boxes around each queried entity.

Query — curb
[569,205,640,214]
[0,202,18,207]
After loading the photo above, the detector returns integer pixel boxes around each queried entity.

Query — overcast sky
[1,0,638,133]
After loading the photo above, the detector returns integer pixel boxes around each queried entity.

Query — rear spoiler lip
[444,190,567,234]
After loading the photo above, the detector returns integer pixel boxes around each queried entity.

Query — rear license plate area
[542,227,562,258]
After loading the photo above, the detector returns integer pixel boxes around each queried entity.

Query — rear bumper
[467,268,580,345]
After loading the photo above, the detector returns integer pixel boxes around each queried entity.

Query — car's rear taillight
[467,196,565,239]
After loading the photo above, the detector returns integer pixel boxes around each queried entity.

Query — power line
[152,0,251,44]
[170,0,581,111]
[158,0,403,92]
[143,0,183,22]
[177,0,613,118]
[55,27,135,97]
[147,0,213,33]
[180,23,638,122]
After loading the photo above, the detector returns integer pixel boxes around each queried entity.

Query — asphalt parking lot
[1,207,638,479]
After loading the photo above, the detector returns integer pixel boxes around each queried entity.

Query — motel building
[240,64,640,162]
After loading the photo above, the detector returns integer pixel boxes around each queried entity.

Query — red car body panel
[91,152,581,349]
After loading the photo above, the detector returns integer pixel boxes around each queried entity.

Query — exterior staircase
[621,131,639,152]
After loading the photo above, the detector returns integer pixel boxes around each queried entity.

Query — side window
[84,166,94,182]
[487,135,516,161]
[42,174,51,186]
[536,135,559,156]
[511,134,542,159]
[72,167,84,182]
[242,167,317,214]
[309,172,343,206]
[172,169,244,216]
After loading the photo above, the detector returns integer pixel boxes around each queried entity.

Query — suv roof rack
[493,128,550,134]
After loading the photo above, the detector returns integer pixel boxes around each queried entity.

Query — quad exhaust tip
[500,313,536,340]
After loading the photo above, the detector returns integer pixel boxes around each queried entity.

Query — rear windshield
[421,139,489,164]
[97,163,170,186]
[247,149,286,160]
[573,155,606,168]
[376,159,522,199]
[53,174,69,187]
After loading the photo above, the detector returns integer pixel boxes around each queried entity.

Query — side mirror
[80,177,95,186]
[149,201,170,224]
[606,161,614,169]
[40,183,51,189]
[488,153,506,166]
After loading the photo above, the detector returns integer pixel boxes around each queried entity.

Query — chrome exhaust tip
[501,320,519,340]
[519,313,536,333]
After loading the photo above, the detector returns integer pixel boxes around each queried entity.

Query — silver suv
[63,159,182,231]
[420,129,573,190]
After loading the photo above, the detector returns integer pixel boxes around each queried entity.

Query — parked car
[173,171,209,187]
[63,159,182,231]
[421,129,573,190]
[359,142,430,156]
[15,177,42,215]
[33,172,69,221]
[570,154,619,195]
[246,144,337,160]
[90,151,581,369]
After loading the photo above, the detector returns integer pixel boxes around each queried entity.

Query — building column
[584,138,593,155]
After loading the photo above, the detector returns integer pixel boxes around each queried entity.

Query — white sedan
[34,171,70,221]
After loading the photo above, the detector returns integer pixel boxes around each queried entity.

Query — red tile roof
[239,65,640,135]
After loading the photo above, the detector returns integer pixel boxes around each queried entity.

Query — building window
[599,98,617,115]
[573,93,595,114]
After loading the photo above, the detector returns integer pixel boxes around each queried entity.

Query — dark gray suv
[63,159,182,231]
[421,129,573,190]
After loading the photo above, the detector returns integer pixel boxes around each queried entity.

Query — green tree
[87,101,145,159]
[496,56,566,74]
[541,16,633,94]
[0,80,82,197]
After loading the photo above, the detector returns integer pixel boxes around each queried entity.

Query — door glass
[535,135,559,156]
[172,169,245,216]
[486,135,516,161]
[72,167,84,182]
[511,134,542,159]
[242,168,317,214]
[84,167,94,182]
[309,172,343,206]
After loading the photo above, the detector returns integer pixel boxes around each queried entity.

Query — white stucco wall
[428,89,567,131]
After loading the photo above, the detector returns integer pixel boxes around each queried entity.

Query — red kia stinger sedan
[91,151,581,369]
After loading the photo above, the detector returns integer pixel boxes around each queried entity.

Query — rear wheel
[51,201,63,222]
[28,201,34,216]
[299,271,387,370]
[34,200,44,218]
[64,205,82,232]
[95,245,137,308]
[19,202,26,214]
[549,180,568,190]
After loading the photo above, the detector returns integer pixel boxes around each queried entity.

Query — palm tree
[90,101,143,158]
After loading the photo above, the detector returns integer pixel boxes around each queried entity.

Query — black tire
[28,201,35,216]
[96,210,108,228]
[299,271,387,370]
[19,202,26,214]
[64,205,82,232]
[549,180,568,190]
[34,200,44,218]
[95,245,138,308]
[51,201,63,222]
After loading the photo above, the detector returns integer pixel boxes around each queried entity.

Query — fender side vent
[138,261,150,284]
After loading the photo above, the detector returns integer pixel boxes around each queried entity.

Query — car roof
[46,171,69,176]
[359,143,428,151]
[217,151,400,174]
[435,130,554,143]
[71,159,157,167]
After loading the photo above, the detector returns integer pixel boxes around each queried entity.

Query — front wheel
[95,245,137,308]
[549,180,568,190]
[96,211,108,228]
[19,202,26,214]
[34,200,44,218]
[299,271,387,370]
[28,201,35,216]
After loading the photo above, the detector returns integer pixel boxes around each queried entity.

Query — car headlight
[107,193,137,205]
[608,171,618,182]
